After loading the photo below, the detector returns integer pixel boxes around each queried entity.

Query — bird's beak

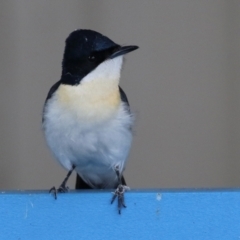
[110,45,139,59]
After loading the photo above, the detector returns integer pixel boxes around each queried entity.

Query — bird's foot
[111,184,130,214]
[49,184,69,200]
[49,167,75,199]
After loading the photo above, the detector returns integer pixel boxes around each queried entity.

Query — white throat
[81,56,123,84]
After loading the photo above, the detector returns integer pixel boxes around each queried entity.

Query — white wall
[0,1,239,189]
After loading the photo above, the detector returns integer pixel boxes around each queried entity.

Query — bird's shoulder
[119,86,130,110]
[42,80,61,123]
[119,86,131,115]
[45,80,62,103]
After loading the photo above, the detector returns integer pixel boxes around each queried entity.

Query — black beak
[110,45,139,59]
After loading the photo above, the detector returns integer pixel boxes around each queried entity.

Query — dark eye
[88,54,96,62]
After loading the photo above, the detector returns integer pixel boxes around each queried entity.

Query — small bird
[42,29,138,213]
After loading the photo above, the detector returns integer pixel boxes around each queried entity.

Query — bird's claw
[49,185,69,199]
[111,184,130,214]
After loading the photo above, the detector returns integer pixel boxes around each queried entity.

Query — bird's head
[61,29,138,85]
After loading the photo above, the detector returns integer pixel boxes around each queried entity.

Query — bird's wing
[42,80,61,123]
[45,80,62,103]
[119,86,130,113]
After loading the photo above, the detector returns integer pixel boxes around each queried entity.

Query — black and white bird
[42,29,138,213]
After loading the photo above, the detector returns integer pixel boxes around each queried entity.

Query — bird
[42,29,138,214]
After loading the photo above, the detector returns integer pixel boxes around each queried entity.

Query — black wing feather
[119,86,130,111]
[45,80,61,103]
[42,80,61,123]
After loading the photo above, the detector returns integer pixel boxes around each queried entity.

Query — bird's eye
[88,54,96,62]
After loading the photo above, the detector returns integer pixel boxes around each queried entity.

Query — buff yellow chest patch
[56,78,121,123]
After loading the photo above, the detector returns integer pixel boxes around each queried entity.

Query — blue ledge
[1,189,240,240]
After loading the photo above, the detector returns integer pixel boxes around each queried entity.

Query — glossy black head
[61,29,138,85]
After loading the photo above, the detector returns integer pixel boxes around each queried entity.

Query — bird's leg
[111,166,130,214]
[49,165,76,199]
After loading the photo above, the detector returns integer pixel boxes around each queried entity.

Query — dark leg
[111,166,129,214]
[49,165,76,199]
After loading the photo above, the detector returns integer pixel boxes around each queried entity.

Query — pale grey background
[0,1,239,190]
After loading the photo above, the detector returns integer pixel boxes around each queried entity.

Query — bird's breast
[54,79,121,125]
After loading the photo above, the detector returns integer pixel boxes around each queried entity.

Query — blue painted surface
[0,189,240,240]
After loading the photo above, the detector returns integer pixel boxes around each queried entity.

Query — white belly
[43,97,133,189]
